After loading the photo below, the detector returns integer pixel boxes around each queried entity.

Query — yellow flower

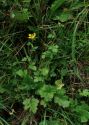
[28,33,36,40]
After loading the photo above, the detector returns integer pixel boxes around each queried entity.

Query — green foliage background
[0,0,89,124]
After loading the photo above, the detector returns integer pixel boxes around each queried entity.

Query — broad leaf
[40,68,49,76]
[23,97,39,113]
[54,96,70,108]
[79,89,89,97]
[37,85,56,102]
[16,69,27,78]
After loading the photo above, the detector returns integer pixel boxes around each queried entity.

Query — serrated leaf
[37,85,56,102]
[74,104,89,123]
[54,96,70,108]
[23,97,39,114]
[34,76,43,82]
[79,89,89,97]
[16,69,27,78]
[40,68,49,76]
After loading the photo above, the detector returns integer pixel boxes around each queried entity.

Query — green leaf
[40,68,49,76]
[40,100,47,107]
[37,85,56,102]
[55,79,64,89]
[23,97,39,114]
[50,0,65,13]
[53,11,73,22]
[47,33,56,39]
[29,63,37,71]
[16,69,27,78]
[34,75,43,82]
[41,45,58,59]
[80,111,89,123]
[10,9,31,22]
[18,75,36,91]
[54,96,70,108]
[54,89,70,108]
[74,104,89,123]
[22,56,31,62]
[79,89,89,97]
[49,45,58,53]
[61,68,68,78]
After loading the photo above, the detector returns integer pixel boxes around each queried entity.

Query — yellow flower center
[28,33,36,40]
